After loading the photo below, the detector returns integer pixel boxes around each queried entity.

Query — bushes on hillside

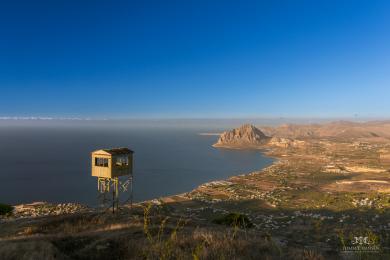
[0,203,13,215]
[213,212,253,229]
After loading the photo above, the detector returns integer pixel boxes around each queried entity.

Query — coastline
[5,130,389,219]
[3,144,277,220]
[3,123,390,258]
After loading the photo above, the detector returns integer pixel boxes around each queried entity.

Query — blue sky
[1,0,389,118]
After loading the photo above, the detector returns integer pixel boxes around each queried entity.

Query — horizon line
[1,116,390,121]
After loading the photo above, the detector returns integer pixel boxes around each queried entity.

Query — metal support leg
[130,175,133,209]
[97,176,133,212]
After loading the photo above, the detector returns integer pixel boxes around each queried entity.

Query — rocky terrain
[259,120,390,142]
[2,121,390,259]
[214,121,390,150]
[213,124,270,148]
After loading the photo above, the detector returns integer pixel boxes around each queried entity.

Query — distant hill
[213,124,270,147]
[259,120,390,141]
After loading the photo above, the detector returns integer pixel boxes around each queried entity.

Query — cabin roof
[92,147,134,156]
[103,147,134,155]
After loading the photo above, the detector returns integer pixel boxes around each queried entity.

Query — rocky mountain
[214,121,390,149]
[213,124,270,147]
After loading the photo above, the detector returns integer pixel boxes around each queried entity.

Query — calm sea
[0,120,274,206]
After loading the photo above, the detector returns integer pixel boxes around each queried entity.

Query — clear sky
[1,0,389,118]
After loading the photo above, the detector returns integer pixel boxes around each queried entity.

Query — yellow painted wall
[91,150,133,178]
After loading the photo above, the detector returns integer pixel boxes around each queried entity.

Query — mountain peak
[213,124,269,147]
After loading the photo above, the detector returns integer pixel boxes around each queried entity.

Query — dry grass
[0,204,330,260]
[0,240,68,260]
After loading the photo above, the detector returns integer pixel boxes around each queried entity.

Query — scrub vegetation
[0,204,13,216]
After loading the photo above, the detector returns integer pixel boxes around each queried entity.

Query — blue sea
[0,119,277,206]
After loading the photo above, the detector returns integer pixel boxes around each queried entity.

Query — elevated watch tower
[91,148,134,212]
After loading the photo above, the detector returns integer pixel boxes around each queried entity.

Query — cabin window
[95,157,109,167]
[115,155,128,166]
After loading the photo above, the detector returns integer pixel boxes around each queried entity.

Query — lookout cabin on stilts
[91,147,134,212]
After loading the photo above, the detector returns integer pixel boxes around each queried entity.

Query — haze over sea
[0,119,284,206]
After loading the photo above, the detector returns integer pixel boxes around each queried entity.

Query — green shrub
[213,212,253,229]
[0,203,13,215]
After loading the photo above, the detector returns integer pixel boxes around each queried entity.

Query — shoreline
[4,131,390,220]
[4,144,277,220]
[4,122,390,258]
